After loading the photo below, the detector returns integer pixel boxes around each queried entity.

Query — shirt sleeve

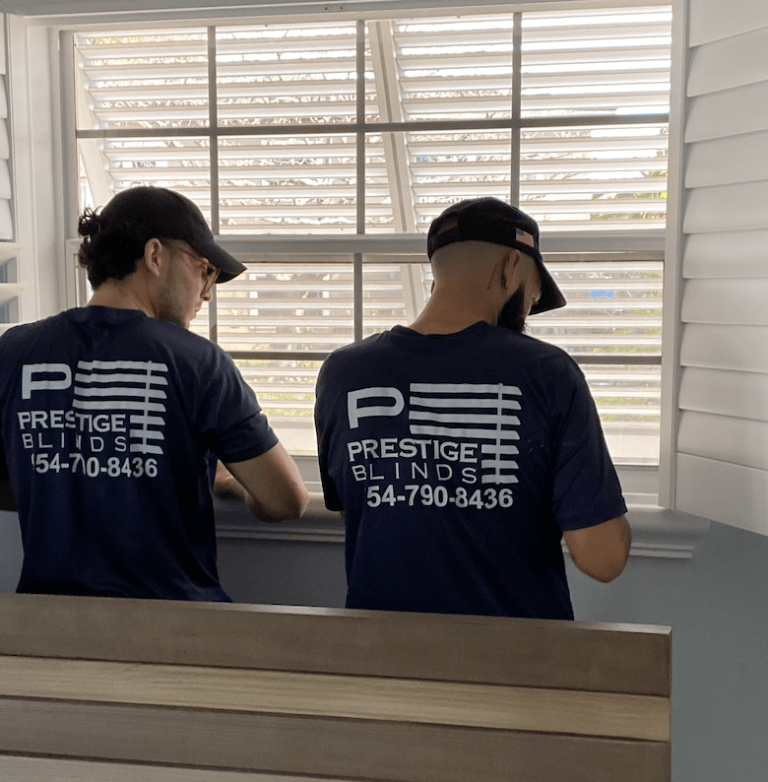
[549,358,627,531]
[194,343,278,464]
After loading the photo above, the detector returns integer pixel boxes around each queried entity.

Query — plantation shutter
[674,0,768,533]
[0,12,22,332]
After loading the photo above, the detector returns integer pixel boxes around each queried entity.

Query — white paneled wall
[677,0,768,534]
[0,14,11,240]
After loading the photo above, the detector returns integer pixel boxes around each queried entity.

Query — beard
[155,284,187,329]
[496,285,527,333]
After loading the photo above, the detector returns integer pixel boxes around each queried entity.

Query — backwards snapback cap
[427,197,566,314]
[98,186,246,283]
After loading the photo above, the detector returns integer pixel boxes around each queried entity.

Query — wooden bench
[0,593,670,781]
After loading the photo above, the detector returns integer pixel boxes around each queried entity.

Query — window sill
[214,492,710,559]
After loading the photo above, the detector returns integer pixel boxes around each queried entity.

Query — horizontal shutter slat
[677,453,768,535]
[689,0,768,47]
[683,181,768,233]
[0,162,10,200]
[683,229,768,278]
[680,324,768,373]
[0,202,11,240]
[685,130,768,189]
[681,279,768,326]
[687,27,768,96]
[685,81,768,142]
[679,411,768,472]
[679,367,768,421]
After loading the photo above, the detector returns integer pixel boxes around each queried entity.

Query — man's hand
[563,515,631,583]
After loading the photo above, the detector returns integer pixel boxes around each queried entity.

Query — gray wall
[569,523,768,782]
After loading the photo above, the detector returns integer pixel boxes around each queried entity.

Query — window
[67,3,671,464]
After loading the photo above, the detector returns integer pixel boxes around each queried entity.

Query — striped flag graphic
[74,360,169,455]
[409,383,521,485]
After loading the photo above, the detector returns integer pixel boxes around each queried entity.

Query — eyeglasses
[163,240,220,292]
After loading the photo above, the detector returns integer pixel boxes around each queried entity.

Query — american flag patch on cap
[515,227,535,248]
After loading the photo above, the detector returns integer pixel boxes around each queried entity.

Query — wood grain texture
[0,698,671,782]
[0,757,336,782]
[0,594,671,696]
[0,655,670,741]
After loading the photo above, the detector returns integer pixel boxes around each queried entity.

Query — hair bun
[78,208,102,239]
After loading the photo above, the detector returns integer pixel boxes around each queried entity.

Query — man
[315,197,630,619]
[0,186,308,601]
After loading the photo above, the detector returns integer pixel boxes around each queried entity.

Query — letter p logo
[21,363,72,400]
[347,387,404,429]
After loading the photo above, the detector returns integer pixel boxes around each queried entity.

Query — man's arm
[0,479,17,511]
[563,514,631,583]
[215,443,309,522]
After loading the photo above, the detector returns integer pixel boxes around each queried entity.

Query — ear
[142,238,166,279]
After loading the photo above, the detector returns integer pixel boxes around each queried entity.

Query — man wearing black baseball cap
[0,186,308,601]
[315,196,630,620]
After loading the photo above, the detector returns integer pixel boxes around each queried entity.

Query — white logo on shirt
[345,382,521,486]
[74,361,169,454]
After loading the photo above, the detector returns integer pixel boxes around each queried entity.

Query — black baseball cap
[98,186,246,283]
[427,197,566,314]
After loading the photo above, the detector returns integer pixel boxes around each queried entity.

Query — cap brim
[530,259,566,315]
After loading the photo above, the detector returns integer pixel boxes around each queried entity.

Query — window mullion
[355,19,365,343]
[510,11,523,205]
[207,25,219,343]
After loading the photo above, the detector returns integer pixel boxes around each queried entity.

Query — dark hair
[77,208,152,288]
[77,187,246,286]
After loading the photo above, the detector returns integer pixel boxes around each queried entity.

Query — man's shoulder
[460,324,581,371]
[509,330,577,363]
[0,308,226,369]
[321,331,390,367]
[124,315,233,373]
[0,312,69,351]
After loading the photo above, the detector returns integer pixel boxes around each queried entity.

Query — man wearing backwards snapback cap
[0,186,308,601]
[315,197,630,619]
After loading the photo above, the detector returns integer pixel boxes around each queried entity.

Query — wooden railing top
[0,593,670,696]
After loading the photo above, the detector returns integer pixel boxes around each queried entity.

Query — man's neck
[407,290,496,335]
[88,278,155,319]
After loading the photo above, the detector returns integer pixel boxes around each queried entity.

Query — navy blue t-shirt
[0,307,278,601]
[315,322,626,620]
